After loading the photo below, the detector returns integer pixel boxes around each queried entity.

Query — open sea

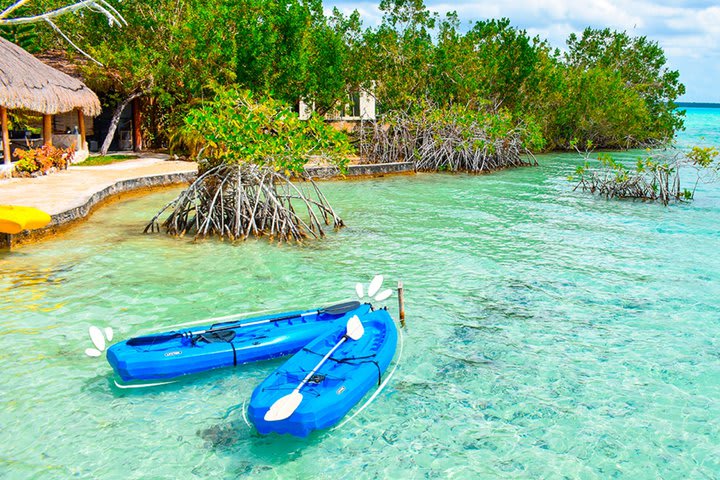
[1,108,718,478]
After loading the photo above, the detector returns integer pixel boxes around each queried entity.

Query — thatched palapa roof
[0,37,101,116]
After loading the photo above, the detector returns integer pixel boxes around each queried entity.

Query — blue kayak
[107,301,370,382]
[248,307,398,437]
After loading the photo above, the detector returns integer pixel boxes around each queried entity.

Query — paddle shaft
[171,308,274,330]
[191,310,317,337]
[191,300,359,336]
[294,335,349,394]
[263,315,364,422]
[126,301,360,346]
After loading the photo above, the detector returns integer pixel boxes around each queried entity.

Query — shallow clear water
[1,109,719,479]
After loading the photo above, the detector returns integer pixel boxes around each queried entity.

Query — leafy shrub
[570,142,719,205]
[178,88,352,174]
[13,145,75,176]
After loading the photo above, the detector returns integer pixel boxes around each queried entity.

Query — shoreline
[0,160,415,249]
[1,171,195,249]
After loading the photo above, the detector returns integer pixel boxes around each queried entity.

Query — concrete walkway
[0,154,197,215]
[0,155,413,248]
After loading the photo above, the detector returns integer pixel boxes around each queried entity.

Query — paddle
[264,315,365,422]
[125,300,361,347]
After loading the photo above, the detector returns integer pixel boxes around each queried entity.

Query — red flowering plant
[13,144,75,177]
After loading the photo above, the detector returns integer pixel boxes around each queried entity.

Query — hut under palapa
[0,35,101,165]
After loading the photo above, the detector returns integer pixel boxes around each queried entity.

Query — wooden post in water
[397,281,405,328]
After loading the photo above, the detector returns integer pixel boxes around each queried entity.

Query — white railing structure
[299,87,376,122]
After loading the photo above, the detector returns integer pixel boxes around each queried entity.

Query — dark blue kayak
[248,307,398,437]
[106,301,370,382]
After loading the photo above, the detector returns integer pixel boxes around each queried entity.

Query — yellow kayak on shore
[0,205,52,234]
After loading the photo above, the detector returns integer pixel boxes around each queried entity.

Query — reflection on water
[0,109,719,478]
[0,263,75,314]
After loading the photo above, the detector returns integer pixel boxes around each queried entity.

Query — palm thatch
[0,37,101,116]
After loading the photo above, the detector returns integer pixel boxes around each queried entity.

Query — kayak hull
[248,307,398,437]
[106,303,372,382]
[0,205,51,234]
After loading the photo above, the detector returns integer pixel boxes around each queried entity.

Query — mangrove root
[358,109,537,172]
[145,164,344,241]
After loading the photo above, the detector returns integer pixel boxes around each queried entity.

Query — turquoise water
[1,109,719,479]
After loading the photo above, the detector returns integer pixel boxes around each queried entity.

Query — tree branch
[0,0,125,26]
[45,18,103,66]
[0,0,31,19]
[0,0,125,66]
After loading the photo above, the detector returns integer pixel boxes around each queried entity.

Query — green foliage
[358,0,437,111]
[571,145,719,205]
[562,28,685,146]
[64,0,351,146]
[0,23,43,52]
[234,0,347,112]
[76,154,139,166]
[686,146,719,168]
[431,18,543,111]
[339,2,684,149]
[39,0,685,152]
[179,88,352,173]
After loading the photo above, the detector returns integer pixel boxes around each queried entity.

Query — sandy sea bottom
[0,108,719,479]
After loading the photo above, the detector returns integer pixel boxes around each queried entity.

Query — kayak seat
[194,330,236,344]
[282,370,344,386]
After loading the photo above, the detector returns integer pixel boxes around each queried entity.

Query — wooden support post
[42,114,53,146]
[1,106,10,165]
[77,108,86,150]
[398,281,405,328]
[132,97,142,152]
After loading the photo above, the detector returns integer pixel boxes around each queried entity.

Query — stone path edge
[0,161,415,249]
[306,161,414,179]
[1,171,196,249]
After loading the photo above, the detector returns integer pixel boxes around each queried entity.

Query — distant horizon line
[677,102,720,108]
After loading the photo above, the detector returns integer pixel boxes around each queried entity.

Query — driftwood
[359,111,536,172]
[145,164,344,241]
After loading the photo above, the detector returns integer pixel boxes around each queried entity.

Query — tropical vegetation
[144,88,349,241]
[12,144,74,176]
[0,0,694,238]
[2,0,685,154]
[571,144,719,205]
[178,88,352,174]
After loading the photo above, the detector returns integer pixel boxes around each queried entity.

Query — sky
[326,0,720,102]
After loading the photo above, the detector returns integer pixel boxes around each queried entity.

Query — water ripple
[1,117,720,478]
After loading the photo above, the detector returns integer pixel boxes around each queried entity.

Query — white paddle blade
[355,283,364,299]
[85,348,102,357]
[264,391,303,422]
[368,275,383,297]
[374,289,393,302]
[104,327,114,342]
[346,315,364,341]
[89,326,105,351]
